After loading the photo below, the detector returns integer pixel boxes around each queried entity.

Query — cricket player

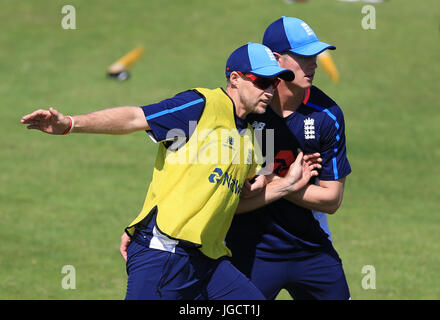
[21,43,320,300]
[226,17,352,300]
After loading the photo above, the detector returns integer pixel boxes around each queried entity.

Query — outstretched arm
[21,106,150,135]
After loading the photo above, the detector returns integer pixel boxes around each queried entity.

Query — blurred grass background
[1,0,439,299]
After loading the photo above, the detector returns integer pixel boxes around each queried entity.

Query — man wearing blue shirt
[22,42,326,299]
[226,17,352,300]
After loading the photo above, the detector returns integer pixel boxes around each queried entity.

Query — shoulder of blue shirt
[140,89,249,143]
[247,85,345,125]
[305,86,346,123]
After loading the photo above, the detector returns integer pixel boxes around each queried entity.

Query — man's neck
[271,83,306,118]
[225,86,248,119]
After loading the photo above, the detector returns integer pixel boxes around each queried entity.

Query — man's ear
[228,71,240,88]
[273,52,282,62]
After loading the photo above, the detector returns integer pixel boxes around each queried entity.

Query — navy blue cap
[225,43,294,81]
[263,17,335,56]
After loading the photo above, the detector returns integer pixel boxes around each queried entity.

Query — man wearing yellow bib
[21,43,318,299]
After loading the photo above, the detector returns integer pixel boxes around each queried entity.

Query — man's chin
[255,105,268,114]
[304,79,314,88]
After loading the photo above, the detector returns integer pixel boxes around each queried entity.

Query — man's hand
[21,107,71,135]
[241,175,272,199]
[303,152,322,169]
[235,150,322,214]
[283,149,321,193]
[241,151,321,199]
[120,232,131,262]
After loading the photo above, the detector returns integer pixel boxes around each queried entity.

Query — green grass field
[1,0,439,300]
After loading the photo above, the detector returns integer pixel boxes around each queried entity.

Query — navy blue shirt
[226,86,351,258]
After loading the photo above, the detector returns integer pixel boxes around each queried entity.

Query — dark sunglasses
[237,71,280,90]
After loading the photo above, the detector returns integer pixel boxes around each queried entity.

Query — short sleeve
[141,90,205,143]
[318,105,351,181]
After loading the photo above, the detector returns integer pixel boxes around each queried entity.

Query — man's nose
[264,85,274,96]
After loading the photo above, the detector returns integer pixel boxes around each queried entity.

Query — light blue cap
[263,17,335,56]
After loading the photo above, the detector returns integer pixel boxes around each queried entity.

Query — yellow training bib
[126,88,260,259]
